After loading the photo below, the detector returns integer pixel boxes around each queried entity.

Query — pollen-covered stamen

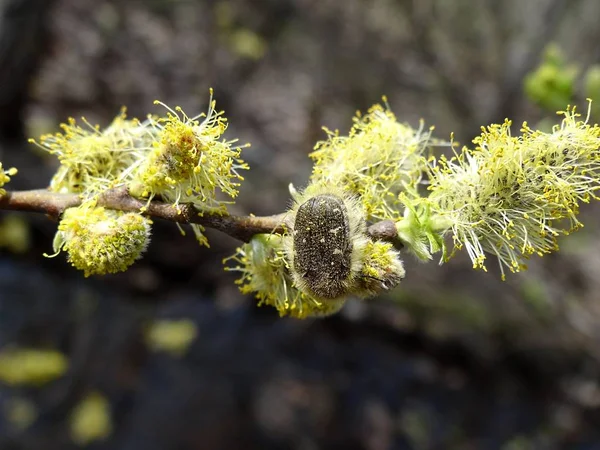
[427,103,600,279]
[29,110,144,195]
[356,240,405,296]
[127,94,250,247]
[0,163,17,195]
[309,102,440,222]
[51,204,152,277]
[223,234,347,318]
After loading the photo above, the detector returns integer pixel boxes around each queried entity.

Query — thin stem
[0,187,400,244]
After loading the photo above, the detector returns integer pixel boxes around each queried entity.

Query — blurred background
[1,0,600,448]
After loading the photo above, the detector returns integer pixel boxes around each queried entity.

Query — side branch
[0,187,400,244]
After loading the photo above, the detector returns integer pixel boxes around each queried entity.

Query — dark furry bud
[293,194,352,299]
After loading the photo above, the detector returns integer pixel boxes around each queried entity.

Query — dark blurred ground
[1,0,600,449]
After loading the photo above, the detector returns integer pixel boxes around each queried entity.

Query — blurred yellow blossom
[0,162,17,195]
[70,392,113,446]
[4,397,38,431]
[0,214,31,254]
[0,348,67,386]
[145,319,198,356]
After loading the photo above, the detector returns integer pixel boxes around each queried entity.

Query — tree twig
[0,187,400,244]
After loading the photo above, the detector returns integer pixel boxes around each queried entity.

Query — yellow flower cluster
[0,162,17,195]
[129,96,249,209]
[225,226,405,319]
[357,240,406,296]
[129,96,248,245]
[224,103,426,317]
[51,203,152,277]
[31,90,248,250]
[30,110,144,195]
[428,104,600,278]
[225,234,345,318]
[309,101,436,221]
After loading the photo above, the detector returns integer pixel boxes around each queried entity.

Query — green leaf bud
[524,45,578,111]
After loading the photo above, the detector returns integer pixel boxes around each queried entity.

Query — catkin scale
[293,194,353,299]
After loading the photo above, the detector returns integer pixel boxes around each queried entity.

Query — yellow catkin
[428,103,600,278]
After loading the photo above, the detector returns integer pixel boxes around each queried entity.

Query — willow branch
[0,187,400,244]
